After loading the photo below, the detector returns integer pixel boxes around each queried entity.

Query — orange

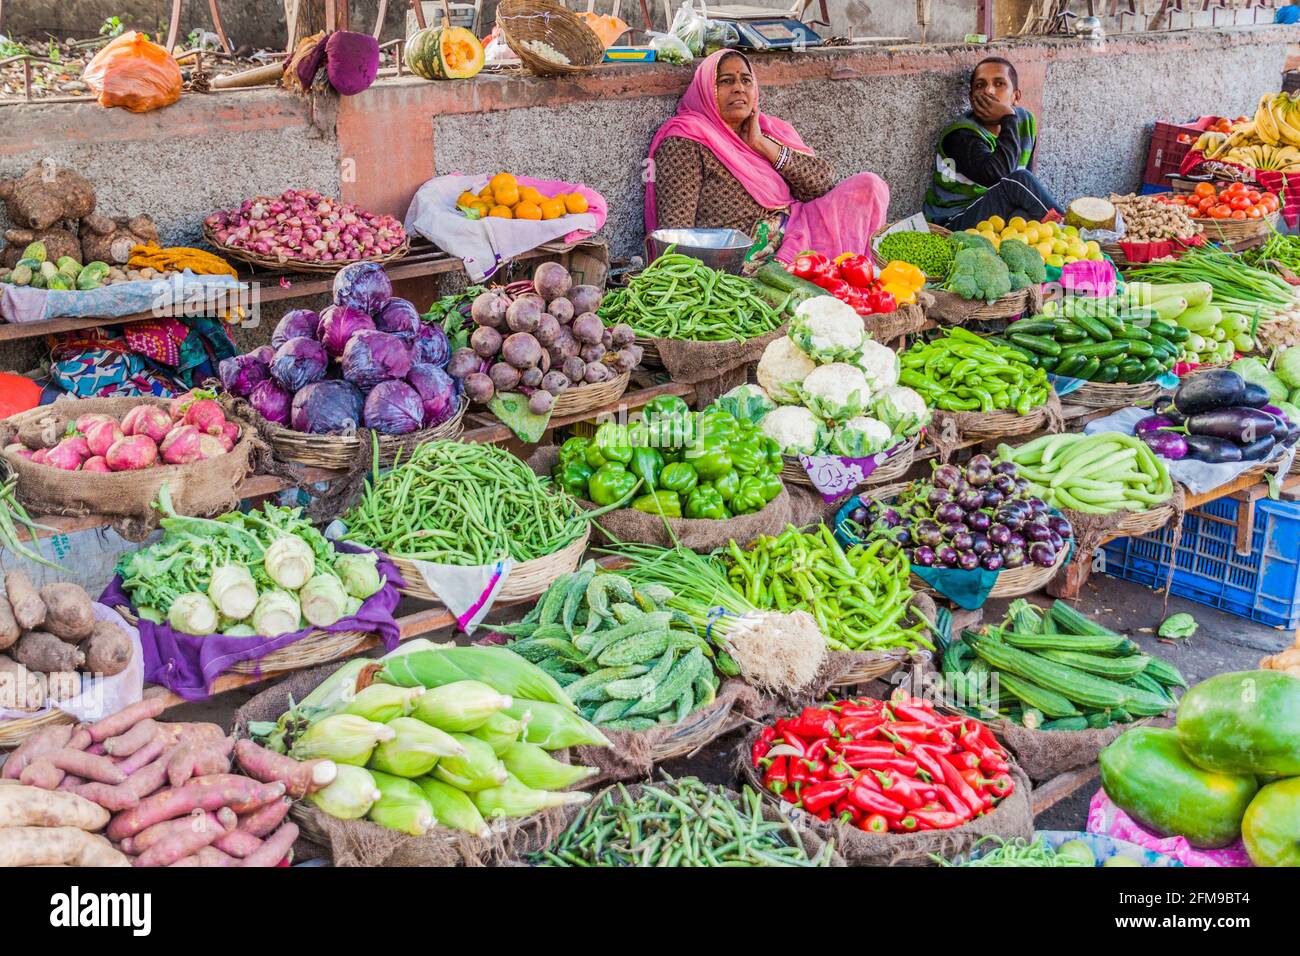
[489,172,517,193]
[493,184,521,207]
[563,192,589,215]
[488,205,514,219]
[478,185,494,200]
[519,186,544,205]
[539,198,566,220]
[469,200,492,217]
[457,191,481,208]
[514,201,543,221]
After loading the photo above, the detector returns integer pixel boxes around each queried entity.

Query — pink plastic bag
[1061,260,1117,298]
[1087,790,1253,868]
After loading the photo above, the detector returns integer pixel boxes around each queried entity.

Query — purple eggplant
[1014,477,1031,494]
[1153,395,1186,425]
[893,528,913,547]
[981,552,1004,572]
[957,551,981,571]
[915,520,943,547]
[1001,543,1026,568]
[941,522,966,542]
[935,502,965,525]
[1142,429,1189,460]
[848,506,870,526]
[1241,382,1270,408]
[1264,404,1286,418]
[879,507,903,528]
[966,455,993,487]
[1008,532,1026,549]
[1029,542,1058,567]
[993,460,1018,477]
[988,524,1012,547]
[1048,532,1064,551]
[1026,523,1053,543]
[956,487,985,511]
[1285,423,1300,447]
[1173,369,1245,416]
[991,473,1017,496]
[912,546,936,567]
[1269,415,1290,440]
[951,531,973,551]
[1186,406,1282,444]
[965,511,991,533]
[1135,414,1178,436]
[927,488,954,510]
[1027,498,1049,516]
[1184,434,1243,463]
[1239,434,1276,461]
[970,532,992,556]
[937,546,959,567]
[932,464,961,489]
[1048,515,1073,538]
[982,488,1005,509]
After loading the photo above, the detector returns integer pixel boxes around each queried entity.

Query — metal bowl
[645,228,753,275]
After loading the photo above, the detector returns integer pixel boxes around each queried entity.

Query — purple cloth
[98,543,406,701]
[798,435,916,504]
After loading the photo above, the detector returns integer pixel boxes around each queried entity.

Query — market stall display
[456,172,589,221]
[779,250,916,316]
[938,831,1178,867]
[1156,180,1281,243]
[1117,279,1255,368]
[1193,93,1300,171]
[999,433,1173,514]
[960,216,1104,267]
[872,225,957,280]
[404,22,486,81]
[0,241,131,290]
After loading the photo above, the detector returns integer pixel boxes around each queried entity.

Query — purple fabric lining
[799,435,914,504]
[98,542,406,701]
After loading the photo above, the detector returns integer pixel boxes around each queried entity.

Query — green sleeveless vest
[923,108,1037,223]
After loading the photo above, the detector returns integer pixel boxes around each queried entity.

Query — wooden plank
[1031,763,1099,815]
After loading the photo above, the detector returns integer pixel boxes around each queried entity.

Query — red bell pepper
[816,276,853,298]
[847,777,906,818]
[940,754,988,816]
[761,755,789,795]
[860,813,890,834]
[836,253,876,289]
[800,779,850,815]
[790,251,834,283]
[865,288,897,314]
[910,809,966,831]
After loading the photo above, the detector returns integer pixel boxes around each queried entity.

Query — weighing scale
[698,1,828,51]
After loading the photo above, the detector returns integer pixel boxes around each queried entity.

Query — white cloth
[409,557,514,634]
[0,271,244,324]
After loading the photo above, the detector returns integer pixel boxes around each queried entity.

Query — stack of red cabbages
[219,262,459,436]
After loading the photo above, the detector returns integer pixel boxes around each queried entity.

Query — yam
[235,738,337,798]
[135,806,235,867]
[87,696,166,742]
[0,783,110,830]
[103,719,158,758]
[48,749,125,785]
[3,570,45,631]
[2,723,74,779]
[39,584,94,643]
[107,776,285,841]
[19,759,63,790]
[45,671,80,703]
[238,821,298,868]
[83,620,133,676]
[0,826,130,867]
[15,631,85,673]
[0,655,44,711]
[0,593,18,651]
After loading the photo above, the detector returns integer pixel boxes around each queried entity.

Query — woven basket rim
[496,0,603,75]
[201,223,410,275]
[1059,380,1162,409]
[0,709,75,748]
[253,397,468,468]
[869,221,953,278]
[957,400,1051,439]
[548,370,630,419]
[987,543,1069,597]
[781,433,920,490]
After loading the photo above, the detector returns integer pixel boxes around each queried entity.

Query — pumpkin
[405,26,485,80]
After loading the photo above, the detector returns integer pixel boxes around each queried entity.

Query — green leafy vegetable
[1158,612,1198,640]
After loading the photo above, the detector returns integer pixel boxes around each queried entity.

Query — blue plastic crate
[1100,496,1300,630]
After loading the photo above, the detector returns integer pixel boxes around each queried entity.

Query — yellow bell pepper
[881,282,916,305]
[879,260,925,291]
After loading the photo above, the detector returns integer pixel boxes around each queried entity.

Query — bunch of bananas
[1222,144,1300,172]
[1197,94,1300,171]
[1252,92,1300,149]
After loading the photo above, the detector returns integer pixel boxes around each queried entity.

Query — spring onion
[1130,248,1298,316]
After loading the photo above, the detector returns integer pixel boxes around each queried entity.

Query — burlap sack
[785,482,847,529]
[927,286,1042,326]
[865,294,933,346]
[928,390,1064,463]
[651,323,787,387]
[573,679,773,786]
[231,662,571,867]
[528,445,793,552]
[0,396,256,540]
[737,726,1033,866]
[982,717,1133,784]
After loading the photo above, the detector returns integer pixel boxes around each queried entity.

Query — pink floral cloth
[1087,790,1253,867]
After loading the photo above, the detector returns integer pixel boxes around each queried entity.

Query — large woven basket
[957,399,1055,441]
[780,433,919,490]
[252,398,468,470]
[0,709,75,749]
[201,224,409,276]
[986,544,1069,598]
[390,525,590,605]
[869,221,953,280]
[496,0,603,77]
[1059,380,1163,410]
[549,371,630,419]
[1191,208,1280,245]
[928,286,1037,323]
[633,336,662,370]
[1112,503,1176,539]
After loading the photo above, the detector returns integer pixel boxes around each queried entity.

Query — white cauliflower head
[757,336,816,404]
[790,296,866,363]
[760,405,822,456]
[800,362,870,422]
[829,416,893,457]
[873,385,931,438]
[852,339,900,393]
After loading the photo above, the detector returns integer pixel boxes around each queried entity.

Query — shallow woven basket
[1059,380,1163,410]
[928,286,1037,323]
[255,398,468,470]
[201,224,410,275]
[957,399,1054,441]
[649,704,746,763]
[781,433,919,491]
[869,221,953,280]
[549,371,630,419]
[986,544,1069,598]
[1191,208,1280,244]
[0,710,75,749]
[1112,503,1176,539]
[496,0,603,77]
[390,525,590,605]
[633,336,662,369]
[115,606,372,677]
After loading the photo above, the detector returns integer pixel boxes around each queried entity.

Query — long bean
[598,251,787,342]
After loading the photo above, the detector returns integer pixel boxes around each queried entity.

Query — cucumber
[754,261,827,302]
[1042,716,1091,732]
[1139,357,1166,381]
[1054,353,1087,377]
[1149,319,1186,342]
[1070,314,1112,342]
[1094,311,1128,337]
[1121,339,1155,359]
[1121,323,1152,342]
[1009,332,1062,357]
[1010,320,1058,336]
[998,671,1082,718]
[1076,356,1101,381]
[1117,359,1147,383]
[1074,340,1130,360]
[1051,321,1089,343]
[1093,362,1120,383]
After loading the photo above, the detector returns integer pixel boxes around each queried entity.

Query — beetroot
[546,297,574,325]
[106,435,158,471]
[82,456,111,473]
[569,285,602,316]
[160,426,204,466]
[501,333,542,370]
[471,292,509,329]
[184,399,226,437]
[83,419,123,458]
[325,31,380,97]
[532,262,572,303]
[121,404,173,443]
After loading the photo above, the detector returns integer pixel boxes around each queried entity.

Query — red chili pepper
[979,753,1010,776]
[837,716,885,739]
[789,759,813,791]
[890,815,919,833]
[847,755,920,777]
[910,744,948,785]
[975,722,1001,753]
[958,769,996,812]
[848,778,907,817]
[932,729,956,749]
[873,770,926,810]
[800,779,850,815]
[950,750,981,770]
[791,708,838,739]
[960,730,994,758]
[826,757,854,781]
[910,809,966,830]
[780,787,799,805]
[760,726,777,744]
[761,755,789,795]
[802,757,828,780]
[940,755,988,816]
[860,813,890,834]
[981,773,1016,798]
[891,702,941,727]
[752,738,772,764]
[813,807,832,822]
[933,783,973,821]
[836,701,885,718]
[780,729,808,758]
[803,736,833,763]
[887,721,933,738]
[838,742,898,761]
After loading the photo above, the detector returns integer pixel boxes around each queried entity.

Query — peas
[877,231,956,280]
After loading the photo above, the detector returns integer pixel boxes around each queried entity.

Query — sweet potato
[155,721,225,746]
[67,728,91,751]
[169,845,237,867]
[0,593,18,652]
[0,826,130,867]
[103,719,158,758]
[56,774,85,791]
[48,748,125,785]
[2,723,74,779]
[0,783,109,830]
[19,759,62,790]
[115,737,165,775]
[3,570,45,631]
[212,827,262,859]
[0,655,44,711]
[135,806,236,868]
[107,776,285,841]
[39,584,94,643]
[239,821,298,868]
[83,620,133,676]
[234,738,337,798]
[236,795,291,837]
[15,631,85,673]
[87,696,166,742]
[125,809,230,856]
[166,736,234,788]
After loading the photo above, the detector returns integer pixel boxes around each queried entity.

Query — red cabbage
[270,337,329,392]
[291,379,364,435]
[250,379,292,425]
[407,363,460,427]
[218,353,271,399]
[319,305,376,358]
[375,297,421,338]
[325,31,380,97]
[250,345,277,365]
[363,380,424,435]
[271,309,320,348]
[341,330,411,390]
[333,262,392,314]
[410,323,451,368]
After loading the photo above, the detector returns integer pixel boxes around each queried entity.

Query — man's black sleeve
[942,124,1022,188]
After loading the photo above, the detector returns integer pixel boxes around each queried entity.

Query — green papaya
[15,257,41,272]
[1242,777,1300,867]
[39,261,57,280]
[46,273,73,291]
[55,256,81,278]
[29,272,46,289]
[1099,727,1257,849]
[22,241,46,262]
[1176,670,1300,776]
[10,264,32,285]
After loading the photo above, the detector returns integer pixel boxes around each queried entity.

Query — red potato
[87,696,166,743]
[236,796,291,838]
[19,759,63,790]
[239,821,298,868]
[135,806,236,868]
[107,776,285,841]
[114,737,165,776]
[234,738,337,798]
[103,719,158,758]
[3,723,74,780]
[169,846,238,867]
[48,749,126,785]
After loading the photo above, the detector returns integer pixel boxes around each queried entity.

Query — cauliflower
[873,385,931,438]
[852,339,900,393]
[757,336,816,404]
[828,416,893,458]
[998,238,1045,291]
[760,405,822,456]
[800,363,870,422]
[716,383,775,424]
[789,296,865,362]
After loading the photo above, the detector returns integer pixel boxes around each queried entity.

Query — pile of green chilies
[1130,248,1297,316]
[533,775,834,867]
[598,251,786,342]
[723,524,933,653]
[343,440,582,564]
[934,835,1092,868]
[1243,228,1300,276]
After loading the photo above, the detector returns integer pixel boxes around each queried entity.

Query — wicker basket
[252,398,468,470]
[869,221,953,280]
[549,371,630,419]
[928,286,1037,323]
[781,433,919,491]
[957,399,1055,441]
[986,544,1069,598]
[496,0,603,77]
[1113,503,1176,539]
[1190,208,1280,245]
[0,709,75,749]
[1059,380,1163,410]
[201,224,409,275]
[390,525,590,605]
[633,336,662,369]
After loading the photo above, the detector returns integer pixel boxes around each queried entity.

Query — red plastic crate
[1143,116,1220,189]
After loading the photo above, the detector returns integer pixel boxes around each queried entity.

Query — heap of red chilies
[751,692,1015,833]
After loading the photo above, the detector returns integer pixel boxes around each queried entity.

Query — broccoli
[998,239,1046,291]
[944,247,1012,303]
[950,231,996,254]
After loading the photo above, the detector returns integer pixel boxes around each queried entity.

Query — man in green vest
[923,57,1062,230]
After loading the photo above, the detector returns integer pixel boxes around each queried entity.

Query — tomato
[1171,196,1187,205]
[1210,204,1233,219]
[1263,191,1279,203]
[1246,205,1263,219]
[1199,196,1217,212]
[1231,210,1248,220]
[1194,182,1217,199]
[1246,190,1262,203]
[1226,181,1248,197]
[1262,194,1280,212]
[1229,196,1252,211]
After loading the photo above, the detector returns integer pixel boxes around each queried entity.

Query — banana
[1274,97,1300,148]
[1256,93,1282,146]
[1278,145,1300,163]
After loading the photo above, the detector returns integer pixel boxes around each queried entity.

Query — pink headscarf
[644,50,812,233]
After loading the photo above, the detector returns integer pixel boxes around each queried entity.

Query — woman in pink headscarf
[646,49,889,265]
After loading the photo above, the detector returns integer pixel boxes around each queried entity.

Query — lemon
[1001,229,1021,243]
[1046,253,1065,268]
[1062,224,1079,237]
[1067,239,1088,258]
[1051,238,1068,255]
[986,215,1006,232]
[1020,226,1038,244]
[978,229,998,244]
[1008,216,1027,231]
[1086,247,1104,261]
[1036,240,1055,258]
[1085,239,1101,254]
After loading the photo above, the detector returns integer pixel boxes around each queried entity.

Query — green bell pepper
[588,462,638,506]
[643,394,689,421]
[558,436,591,468]
[729,435,767,475]
[731,475,768,515]
[685,437,732,481]
[584,442,607,470]
[555,458,594,498]
[711,469,740,503]
[594,422,634,465]
[761,436,783,470]
[698,408,739,445]
[658,461,699,496]
[629,446,664,491]
[684,485,727,520]
[632,490,682,518]
[642,395,693,451]
[756,471,783,504]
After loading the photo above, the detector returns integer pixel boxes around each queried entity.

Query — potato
[14,631,85,673]
[3,570,45,631]
[0,593,18,652]
[39,584,94,643]
[83,620,132,676]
